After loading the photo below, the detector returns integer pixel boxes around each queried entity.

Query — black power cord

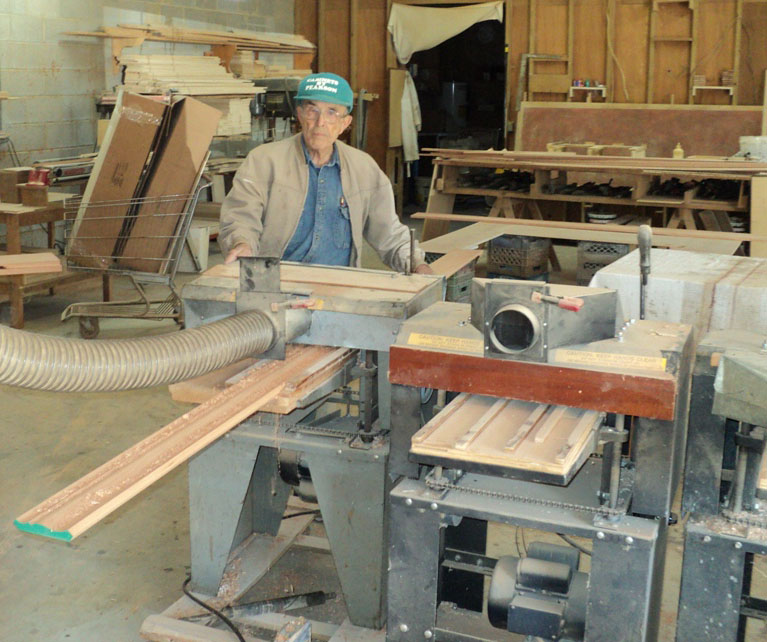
[182,576,247,642]
[558,533,592,556]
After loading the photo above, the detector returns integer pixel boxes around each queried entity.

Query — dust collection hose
[0,311,296,393]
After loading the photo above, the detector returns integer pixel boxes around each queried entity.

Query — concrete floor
[2,227,766,641]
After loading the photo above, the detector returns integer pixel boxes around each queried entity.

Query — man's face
[297,100,353,155]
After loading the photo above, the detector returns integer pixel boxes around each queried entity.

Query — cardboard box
[0,167,33,203]
[118,96,221,273]
[96,119,110,147]
[19,183,48,206]
[67,92,167,269]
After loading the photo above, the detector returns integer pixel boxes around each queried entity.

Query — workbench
[0,194,90,328]
[420,150,766,253]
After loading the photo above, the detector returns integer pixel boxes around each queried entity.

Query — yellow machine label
[407,332,484,354]
[553,349,667,372]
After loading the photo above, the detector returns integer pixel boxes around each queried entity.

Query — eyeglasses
[300,104,348,124]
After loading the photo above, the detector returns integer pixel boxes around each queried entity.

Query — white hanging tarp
[401,72,421,163]
[387,1,504,65]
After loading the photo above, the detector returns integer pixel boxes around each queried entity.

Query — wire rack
[60,179,208,339]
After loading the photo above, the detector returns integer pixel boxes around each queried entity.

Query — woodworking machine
[386,278,693,641]
[179,257,444,630]
[179,261,695,641]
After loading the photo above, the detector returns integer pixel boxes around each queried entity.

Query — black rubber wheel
[79,317,100,339]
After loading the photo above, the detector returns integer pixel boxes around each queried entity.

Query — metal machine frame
[386,290,693,641]
[178,260,444,630]
[676,330,767,641]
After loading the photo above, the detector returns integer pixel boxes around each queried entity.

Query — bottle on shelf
[673,143,685,159]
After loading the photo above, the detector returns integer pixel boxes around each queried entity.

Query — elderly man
[219,72,431,274]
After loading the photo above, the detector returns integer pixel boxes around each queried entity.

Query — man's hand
[224,242,253,264]
[414,262,435,275]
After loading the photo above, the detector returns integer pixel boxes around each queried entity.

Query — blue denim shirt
[282,140,352,266]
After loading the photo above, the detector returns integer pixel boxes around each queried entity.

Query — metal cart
[61,176,209,339]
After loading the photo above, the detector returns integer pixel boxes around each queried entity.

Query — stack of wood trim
[119,54,261,96]
[422,148,767,176]
[67,24,315,54]
[13,344,349,542]
[197,96,252,136]
[229,51,267,79]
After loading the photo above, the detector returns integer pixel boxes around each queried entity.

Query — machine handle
[531,291,584,312]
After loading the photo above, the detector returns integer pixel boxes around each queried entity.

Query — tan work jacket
[219,134,424,272]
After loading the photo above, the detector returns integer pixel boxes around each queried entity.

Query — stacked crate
[486,235,550,280]
[576,241,630,285]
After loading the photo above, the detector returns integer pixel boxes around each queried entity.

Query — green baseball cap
[296,72,353,113]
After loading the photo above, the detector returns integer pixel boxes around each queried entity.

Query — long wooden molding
[13,347,338,541]
[412,212,765,243]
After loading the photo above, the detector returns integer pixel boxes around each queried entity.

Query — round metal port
[489,304,540,353]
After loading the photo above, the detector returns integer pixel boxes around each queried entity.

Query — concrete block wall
[0,0,295,167]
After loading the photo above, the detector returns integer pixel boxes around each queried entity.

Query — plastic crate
[487,235,550,278]
[576,241,630,285]
[445,260,476,302]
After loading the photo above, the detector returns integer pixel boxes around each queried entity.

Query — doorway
[407,18,506,207]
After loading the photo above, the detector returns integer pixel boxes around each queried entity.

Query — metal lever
[638,225,652,320]
[531,291,583,312]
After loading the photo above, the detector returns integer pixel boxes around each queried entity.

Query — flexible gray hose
[0,311,276,392]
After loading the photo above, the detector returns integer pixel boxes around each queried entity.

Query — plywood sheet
[516,102,762,157]
[411,393,602,477]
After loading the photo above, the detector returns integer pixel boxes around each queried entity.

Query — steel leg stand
[676,518,767,641]
[189,438,289,593]
[189,416,390,628]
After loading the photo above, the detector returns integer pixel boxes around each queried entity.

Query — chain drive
[424,476,625,519]
[720,508,767,530]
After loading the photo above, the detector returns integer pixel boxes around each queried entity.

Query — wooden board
[413,212,744,255]
[420,223,505,254]
[429,249,483,278]
[751,175,767,258]
[411,393,602,478]
[169,345,355,412]
[204,262,433,295]
[14,346,347,541]
[515,102,763,157]
[389,345,678,421]
[0,252,61,275]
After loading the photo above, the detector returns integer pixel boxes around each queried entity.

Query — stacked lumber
[67,23,315,55]
[117,23,315,54]
[264,65,312,78]
[229,51,267,79]
[197,96,252,136]
[119,54,259,95]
